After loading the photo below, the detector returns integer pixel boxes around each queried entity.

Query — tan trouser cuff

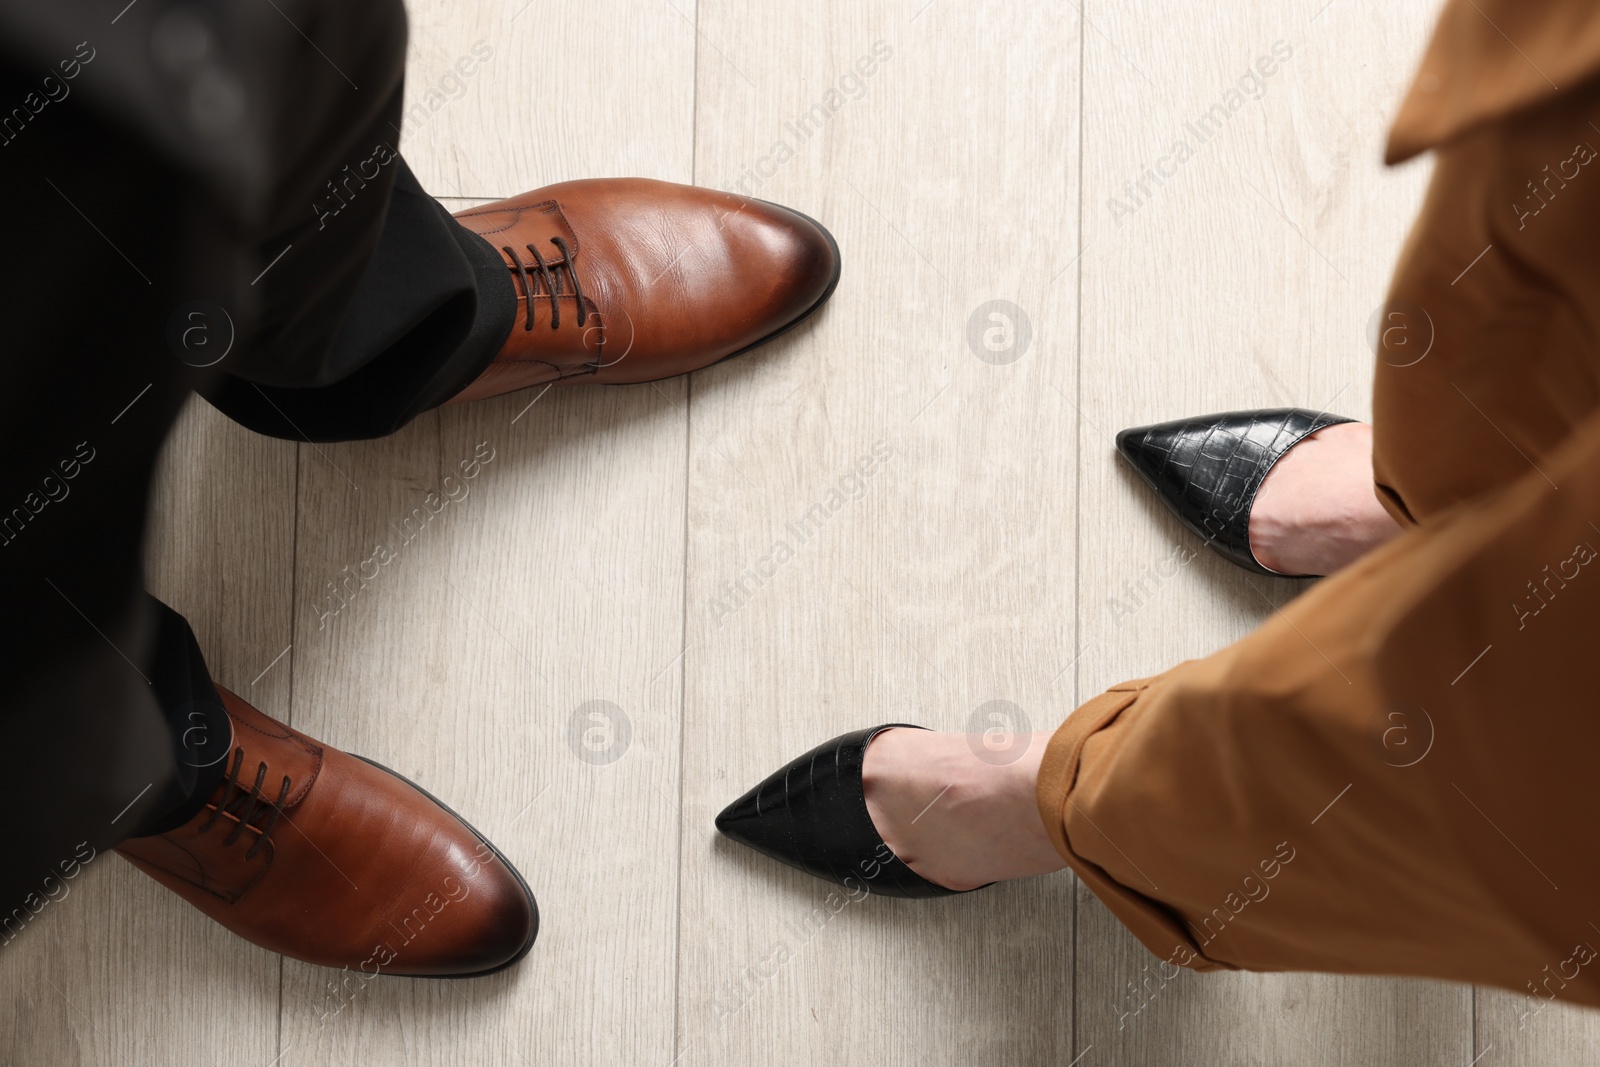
[1036,675,1232,973]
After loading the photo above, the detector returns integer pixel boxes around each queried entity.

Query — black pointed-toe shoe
[1115,407,1355,577]
[715,725,979,899]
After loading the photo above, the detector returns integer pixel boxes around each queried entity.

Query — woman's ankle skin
[862,729,1068,891]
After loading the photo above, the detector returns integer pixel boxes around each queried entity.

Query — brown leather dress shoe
[445,178,841,402]
[117,687,537,977]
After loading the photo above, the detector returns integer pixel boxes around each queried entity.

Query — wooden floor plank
[399,0,699,197]
[679,2,1083,1064]
[273,0,697,1061]
[1477,989,1600,1064]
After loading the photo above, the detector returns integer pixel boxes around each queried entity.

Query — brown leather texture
[448,178,839,401]
[116,687,536,977]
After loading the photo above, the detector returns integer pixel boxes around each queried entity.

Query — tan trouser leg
[1039,65,1600,1008]
[1040,404,1600,1003]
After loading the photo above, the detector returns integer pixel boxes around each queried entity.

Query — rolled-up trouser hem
[199,158,518,443]
[1036,675,1234,974]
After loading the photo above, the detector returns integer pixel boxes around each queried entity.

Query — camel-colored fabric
[1375,34,1600,525]
[1385,0,1600,165]
[1038,0,1600,1009]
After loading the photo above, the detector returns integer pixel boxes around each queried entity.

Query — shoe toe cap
[1113,422,1171,477]
[345,758,540,977]
[730,198,842,332]
[713,788,761,839]
[385,846,539,977]
[714,785,782,854]
[438,864,539,975]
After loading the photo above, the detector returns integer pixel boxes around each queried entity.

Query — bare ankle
[1248,422,1401,575]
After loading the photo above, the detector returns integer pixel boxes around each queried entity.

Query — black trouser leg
[0,0,510,922]
[0,74,221,927]
[200,157,516,442]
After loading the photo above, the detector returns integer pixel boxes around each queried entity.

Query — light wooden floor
[9,0,1600,1063]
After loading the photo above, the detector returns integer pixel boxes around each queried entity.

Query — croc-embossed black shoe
[715,725,989,899]
[1115,408,1355,577]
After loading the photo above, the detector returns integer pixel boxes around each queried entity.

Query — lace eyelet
[503,237,591,333]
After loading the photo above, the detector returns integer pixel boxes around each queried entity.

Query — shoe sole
[560,199,844,386]
[353,754,540,979]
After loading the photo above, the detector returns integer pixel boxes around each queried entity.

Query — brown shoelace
[198,748,291,861]
[504,236,589,331]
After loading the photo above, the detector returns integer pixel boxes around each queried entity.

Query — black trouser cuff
[196,159,516,443]
[128,599,232,837]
